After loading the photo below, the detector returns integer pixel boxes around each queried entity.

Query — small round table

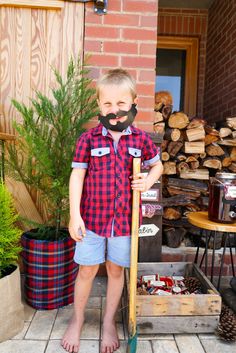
[187,211,236,290]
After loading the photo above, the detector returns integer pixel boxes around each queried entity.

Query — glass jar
[208,172,236,223]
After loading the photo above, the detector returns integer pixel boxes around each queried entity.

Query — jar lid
[215,172,236,179]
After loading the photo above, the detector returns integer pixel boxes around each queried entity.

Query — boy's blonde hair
[96,68,137,99]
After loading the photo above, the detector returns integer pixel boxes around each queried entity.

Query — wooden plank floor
[0,277,235,353]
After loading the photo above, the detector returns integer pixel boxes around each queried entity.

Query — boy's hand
[68,216,86,242]
[131,173,147,192]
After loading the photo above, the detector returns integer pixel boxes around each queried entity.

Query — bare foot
[101,321,119,353]
[61,315,84,353]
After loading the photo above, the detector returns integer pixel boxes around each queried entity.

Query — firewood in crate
[168,111,189,129]
[175,153,187,162]
[162,104,173,120]
[196,196,209,208]
[180,169,209,180]
[185,126,205,142]
[186,156,200,170]
[153,121,165,134]
[199,152,207,159]
[222,157,232,168]
[163,161,176,175]
[228,162,236,173]
[226,117,236,130]
[166,185,201,200]
[206,144,225,157]
[163,227,186,248]
[176,161,189,174]
[155,90,173,106]
[205,124,220,136]
[204,134,219,146]
[162,194,192,207]
[230,147,236,161]
[184,141,205,154]
[217,139,236,146]
[163,217,191,228]
[163,206,182,220]
[167,141,183,158]
[164,128,181,141]
[202,157,222,169]
[154,111,164,123]
[161,151,170,161]
[184,203,201,213]
[167,177,208,194]
[161,139,169,152]
[219,127,232,138]
[187,118,206,129]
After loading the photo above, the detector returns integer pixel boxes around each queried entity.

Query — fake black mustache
[100,109,129,120]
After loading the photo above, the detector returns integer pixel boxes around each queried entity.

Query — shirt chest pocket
[128,147,142,157]
[91,147,111,170]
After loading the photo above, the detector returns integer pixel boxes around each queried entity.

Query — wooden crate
[125,262,221,334]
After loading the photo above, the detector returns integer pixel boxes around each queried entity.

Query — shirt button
[117,193,121,198]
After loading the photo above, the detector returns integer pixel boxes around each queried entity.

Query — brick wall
[162,246,234,277]
[84,0,158,131]
[158,8,208,117]
[204,0,236,124]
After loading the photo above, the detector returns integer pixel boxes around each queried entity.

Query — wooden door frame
[157,36,199,117]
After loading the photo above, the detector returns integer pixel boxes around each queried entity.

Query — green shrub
[0,182,22,278]
[7,55,99,239]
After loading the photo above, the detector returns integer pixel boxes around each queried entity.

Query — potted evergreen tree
[7,56,98,309]
[0,180,24,341]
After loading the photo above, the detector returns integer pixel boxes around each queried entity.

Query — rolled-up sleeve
[142,133,160,167]
[72,133,90,169]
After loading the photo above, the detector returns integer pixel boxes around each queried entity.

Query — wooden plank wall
[0,1,84,224]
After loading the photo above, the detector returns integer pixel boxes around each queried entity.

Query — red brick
[139,43,156,56]
[161,253,183,262]
[183,16,189,34]
[136,121,154,132]
[85,26,120,39]
[88,54,119,67]
[103,41,138,54]
[165,16,171,33]
[137,110,155,122]
[122,28,156,41]
[158,16,165,33]
[85,9,104,24]
[140,15,157,28]
[139,70,156,82]
[107,0,122,11]
[84,40,102,52]
[123,1,157,13]
[121,56,155,69]
[103,13,139,26]
[170,16,177,34]
[138,96,155,109]
[176,16,183,34]
[194,17,201,34]
[137,83,155,96]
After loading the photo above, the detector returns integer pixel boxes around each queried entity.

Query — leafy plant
[7,55,99,239]
[0,181,22,278]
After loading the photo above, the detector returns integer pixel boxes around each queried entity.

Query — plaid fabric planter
[21,230,78,310]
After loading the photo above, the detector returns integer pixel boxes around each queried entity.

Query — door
[156,36,198,116]
[0,0,84,223]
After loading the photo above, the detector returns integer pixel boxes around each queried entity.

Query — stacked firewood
[154,91,236,247]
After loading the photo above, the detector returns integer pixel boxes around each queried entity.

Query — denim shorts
[73,228,131,268]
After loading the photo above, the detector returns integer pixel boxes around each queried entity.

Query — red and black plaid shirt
[72,123,160,237]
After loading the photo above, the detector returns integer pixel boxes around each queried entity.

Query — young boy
[61,69,163,353]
